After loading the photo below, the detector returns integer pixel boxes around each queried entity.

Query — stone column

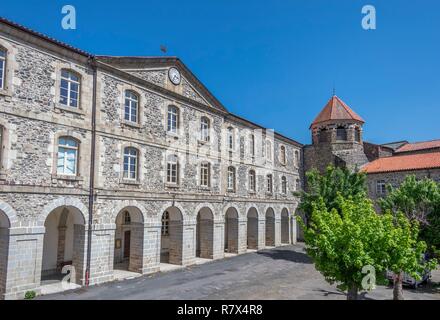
[257,218,265,250]
[212,220,224,260]
[72,224,88,285]
[237,218,247,254]
[291,216,297,245]
[87,223,115,286]
[181,222,196,266]
[140,223,161,274]
[2,226,45,300]
[128,222,143,273]
[274,218,281,247]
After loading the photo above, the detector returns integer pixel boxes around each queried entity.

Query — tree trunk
[347,285,358,300]
[393,271,404,300]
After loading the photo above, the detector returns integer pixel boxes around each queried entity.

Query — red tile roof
[310,96,365,128]
[362,152,440,174]
[395,140,440,153]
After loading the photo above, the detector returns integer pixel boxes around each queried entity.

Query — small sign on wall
[115,239,121,249]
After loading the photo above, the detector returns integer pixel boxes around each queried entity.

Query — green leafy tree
[298,195,389,300]
[296,166,367,221]
[381,211,437,300]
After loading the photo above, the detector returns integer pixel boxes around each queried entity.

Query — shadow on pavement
[256,248,313,264]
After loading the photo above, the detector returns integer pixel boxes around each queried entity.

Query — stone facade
[0,20,301,299]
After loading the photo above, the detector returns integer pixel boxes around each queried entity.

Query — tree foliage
[296,166,367,220]
[379,175,440,254]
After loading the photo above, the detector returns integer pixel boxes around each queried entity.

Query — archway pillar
[291,216,297,245]
[257,217,266,250]
[139,222,161,274]
[237,218,247,254]
[274,218,282,247]
[2,226,45,300]
[212,220,225,260]
[87,223,115,286]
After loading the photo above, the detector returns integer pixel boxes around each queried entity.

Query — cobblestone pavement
[38,244,440,300]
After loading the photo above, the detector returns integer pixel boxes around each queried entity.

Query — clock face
[168,67,181,85]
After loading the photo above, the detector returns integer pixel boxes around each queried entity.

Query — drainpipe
[85,56,98,286]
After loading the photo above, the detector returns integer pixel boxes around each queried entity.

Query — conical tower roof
[310,95,365,129]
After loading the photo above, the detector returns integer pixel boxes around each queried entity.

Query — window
[227,127,234,150]
[355,128,361,142]
[376,180,386,196]
[281,176,287,194]
[266,174,273,193]
[280,146,286,164]
[123,147,138,180]
[60,69,80,108]
[161,211,170,236]
[123,211,131,224]
[124,90,139,123]
[57,137,79,175]
[296,179,301,191]
[266,140,272,160]
[200,117,210,142]
[167,154,179,184]
[167,106,179,133]
[227,166,236,191]
[249,170,256,192]
[336,126,347,141]
[295,150,300,167]
[200,162,210,187]
[0,49,5,90]
[249,134,255,157]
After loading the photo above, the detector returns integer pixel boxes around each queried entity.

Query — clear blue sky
[1,0,439,145]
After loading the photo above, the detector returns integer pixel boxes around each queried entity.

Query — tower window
[336,127,347,141]
[355,128,361,142]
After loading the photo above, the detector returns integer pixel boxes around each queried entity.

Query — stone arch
[246,207,259,250]
[110,200,146,224]
[40,202,87,286]
[160,206,184,265]
[113,205,145,274]
[158,202,188,224]
[224,207,239,253]
[281,208,290,244]
[0,201,17,228]
[265,207,276,247]
[38,198,88,227]
[196,207,214,259]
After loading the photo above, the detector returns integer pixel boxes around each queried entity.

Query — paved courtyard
[38,244,440,300]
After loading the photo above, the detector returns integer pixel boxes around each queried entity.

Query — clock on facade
[168,67,181,85]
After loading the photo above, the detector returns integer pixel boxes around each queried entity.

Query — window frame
[281,176,287,194]
[0,48,6,91]
[124,90,139,124]
[167,154,179,184]
[280,145,286,165]
[167,105,179,134]
[200,116,210,142]
[227,127,234,151]
[248,170,256,193]
[123,147,139,181]
[227,166,236,192]
[200,162,210,187]
[336,126,348,141]
[161,211,170,236]
[266,140,272,161]
[249,134,255,157]
[376,180,386,196]
[266,174,273,193]
[57,136,79,176]
[59,69,81,108]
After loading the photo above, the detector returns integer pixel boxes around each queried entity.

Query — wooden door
[124,230,131,259]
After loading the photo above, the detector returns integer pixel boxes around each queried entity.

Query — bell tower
[304,95,369,173]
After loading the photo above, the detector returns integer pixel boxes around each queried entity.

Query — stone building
[304,95,440,207]
[0,18,302,299]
